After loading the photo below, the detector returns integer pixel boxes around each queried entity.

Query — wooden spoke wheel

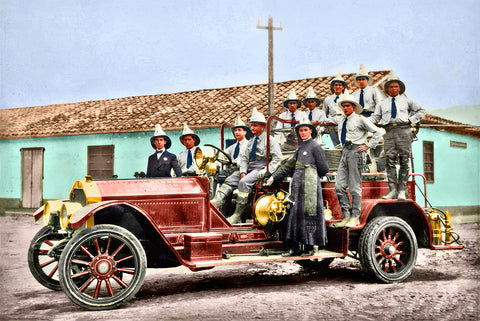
[28,226,67,291]
[359,217,418,283]
[59,225,146,310]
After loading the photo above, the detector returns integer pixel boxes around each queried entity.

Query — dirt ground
[0,215,478,321]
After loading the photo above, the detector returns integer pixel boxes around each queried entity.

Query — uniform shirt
[334,113,385,148]
[352,86,380,113]
[369,94,426,125]
[178,146,199,173]
[304,108,326,124]
[224,137,249,162]
[323,94,342,119]
[238,131,282,174]
[275,110,307,129]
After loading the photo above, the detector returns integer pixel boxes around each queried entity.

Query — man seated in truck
[210,115,251,215]
[225,107,282,224]
[275,88,307,151]
[303,86,326,145]
[323,70,348,147]
[178,123,201,175]
[146,124,182,178]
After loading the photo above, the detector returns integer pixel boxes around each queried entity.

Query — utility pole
[257,16,282,117]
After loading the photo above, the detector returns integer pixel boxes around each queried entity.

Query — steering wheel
[204,144,233,166]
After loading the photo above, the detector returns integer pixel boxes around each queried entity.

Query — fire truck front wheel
[58,224,147,310]
[358,216,418,284]
[28,226,66,291]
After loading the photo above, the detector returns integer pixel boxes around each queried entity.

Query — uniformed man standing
[352,63,380,117]
[333,93,384,228]
[178,123,201,175]
[228,107,282,224]
[368,70,426,200]
[146,124,182,178]
[323,70,348,146]
[210,115,251,214]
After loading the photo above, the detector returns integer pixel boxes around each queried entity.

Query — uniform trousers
[335,144,366,217]
[238,159,267,193]
[384,126,412,192]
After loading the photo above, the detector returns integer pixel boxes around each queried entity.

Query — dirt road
[0,215,478,321]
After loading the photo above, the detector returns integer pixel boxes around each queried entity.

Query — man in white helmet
[275,88,307,151]
[303,87,326,145]
[368,70,425,200]
[227,107,282,224]
[178,123,201,175]
[332,94,384,228]
[210,115,251,215]
[323,70,347,146]
[146,124,182,178]
[352,63,380,117]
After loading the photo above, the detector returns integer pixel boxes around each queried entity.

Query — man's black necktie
[359,89,364,107]
[250,136,258,161]
[187,149,193,168]
[233,142,240,159]
[341,118,348,146]
[391,97,397,119]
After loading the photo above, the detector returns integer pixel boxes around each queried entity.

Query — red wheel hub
[91,255,116,279]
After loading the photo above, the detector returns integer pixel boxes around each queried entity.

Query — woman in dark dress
[266,121,329,256]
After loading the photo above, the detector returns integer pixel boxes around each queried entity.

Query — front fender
[68,200,188,266]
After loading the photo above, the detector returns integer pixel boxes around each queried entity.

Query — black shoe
[282,248,303,257]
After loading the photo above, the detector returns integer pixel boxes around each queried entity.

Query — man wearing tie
[368,70,426,200]
[178,123,201,175]
[303,87,326,145]
[352,63,380,117]
[275,88,307,151]
[333,93,384,228]
[146,124,182,178]
[210,115,251,214]
[227,107,282,224]
[323,70,348,146]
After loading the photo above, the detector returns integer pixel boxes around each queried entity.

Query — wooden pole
[257,16,282,117]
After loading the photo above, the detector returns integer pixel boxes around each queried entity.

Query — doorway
[20,147,45,208]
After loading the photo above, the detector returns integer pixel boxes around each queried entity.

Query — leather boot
[211,184,234,209]
[381,183,397,199]
[397,190,407,200]
[228,191,249,224]
[344,216,360,228]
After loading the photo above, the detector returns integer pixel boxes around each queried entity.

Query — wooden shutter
[423,141,434,184]
[87,145,114,179]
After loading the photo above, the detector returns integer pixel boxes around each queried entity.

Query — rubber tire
[358,216,418,284]
[27,226,64,291]
[59,224,147,310]
[297,258,334,271]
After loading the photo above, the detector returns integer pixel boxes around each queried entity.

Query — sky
[0,0,479,110]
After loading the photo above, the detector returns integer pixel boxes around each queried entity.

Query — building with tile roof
[0,70,478,218]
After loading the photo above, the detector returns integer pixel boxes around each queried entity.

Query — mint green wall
[1,127,478,208]
[0,128,224,200]
[412,129,480,207]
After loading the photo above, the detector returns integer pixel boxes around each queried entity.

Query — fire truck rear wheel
[59,224,147,310]
[28,226,65,291]
[358,216,418,284]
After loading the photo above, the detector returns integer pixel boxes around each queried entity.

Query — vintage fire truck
[28,117,463,310]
